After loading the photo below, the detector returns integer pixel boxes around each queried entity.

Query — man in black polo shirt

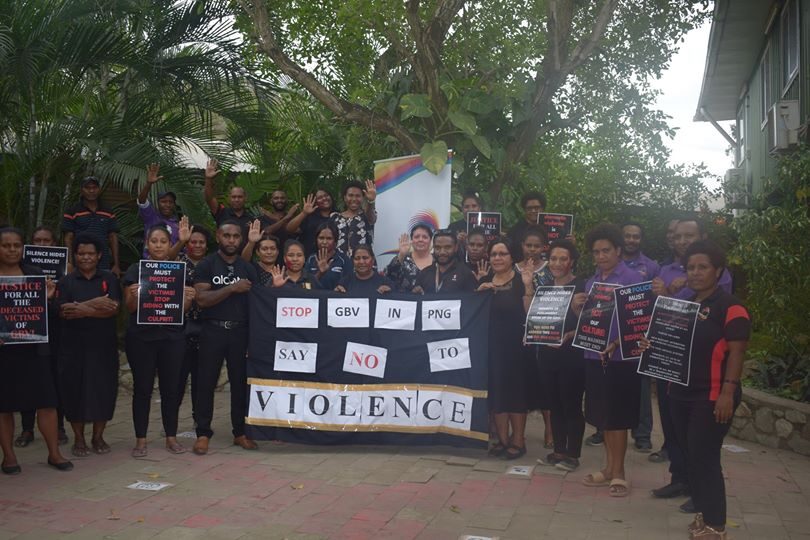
[258,189,299,247]
[203,158,253,245]
[192,220,258,455]
[62,176,120,275]
[412,230,477,294]
[508,191,546,262]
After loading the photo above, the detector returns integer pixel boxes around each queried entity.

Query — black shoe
[2,463,21,475]
[634,439,652,453]
[555,457,580,472]
[679,498,695,513]
[651,481,689,499]
[585,432,604,446]
[47,458,74,472]
[537,453,564,466]
[648,449,669,463]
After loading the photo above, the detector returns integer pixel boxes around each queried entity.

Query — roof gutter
[699,106,737,149]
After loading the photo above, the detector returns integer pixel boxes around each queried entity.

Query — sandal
[503,445,526,460]
[131,446,148,458]
[14,431,34,448]
[91,439,111,454]
[71,443,90,458]
[166,441,186,454]
[488,442,507,457]
[543,441,554,449]
[582,471,611,487]
[608,478,630,497]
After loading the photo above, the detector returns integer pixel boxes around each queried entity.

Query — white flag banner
[373,153,452,269]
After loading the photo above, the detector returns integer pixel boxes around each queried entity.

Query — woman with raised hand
[385,225,433,292]
[57,234,120,460]
[335,245,393,295]
[286,188,336,256]
[465,227,491,281]
[329,180,377,256]
[241,219,282,287]
[305,222,351,290]
[477,239,535,460]
[0,227,72,475]
[639,240,749,540]
[269,240,319,290]
[123,225,196,457]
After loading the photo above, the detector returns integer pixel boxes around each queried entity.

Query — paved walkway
[1,391,809,539]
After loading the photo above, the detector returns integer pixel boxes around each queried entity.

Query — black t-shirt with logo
[193,252,258,322]
[414,260,478,293]
[669,288,750,402]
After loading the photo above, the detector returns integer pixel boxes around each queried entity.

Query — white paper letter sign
[421,300,461,331]
[427,338,471,372]
[273,341,318,373]
[374,299,417,330]
[343,342,388,379]
[276,298,319,328]
[327,298,369,328]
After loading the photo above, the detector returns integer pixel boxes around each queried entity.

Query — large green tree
[236,0,709,205]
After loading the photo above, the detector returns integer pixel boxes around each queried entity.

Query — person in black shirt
[57,234,120,459]
[465,227,490,281]
[268,240,319,289]
[241,219,281,287]
[258,190,298,247]
[192,220,258,455]
[412,229,477,294]
[0,227,72,474]
[508,191,546,262]
[285,188,336,257]
[448,191,483,259]
[203,158,253,245]
[641,241,749,540]
[306,222,352,290]
[62,176,120,275]
[335,245,393,295]
[123,226,196,457]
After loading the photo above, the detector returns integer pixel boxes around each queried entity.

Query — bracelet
[723,379,740,385]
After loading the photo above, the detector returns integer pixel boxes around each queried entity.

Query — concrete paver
[1,390,810,539]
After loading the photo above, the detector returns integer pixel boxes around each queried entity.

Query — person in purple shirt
[622,222,659,280]
[137,164,180,256]
[572,223,643,498]
[650,217,733,511]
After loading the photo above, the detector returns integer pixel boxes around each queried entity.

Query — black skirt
[584,360,641,430]
[59,324,119,422]
[0,344,58,412]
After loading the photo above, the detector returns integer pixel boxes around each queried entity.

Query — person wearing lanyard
[639,240,749,540]
[123,226,196,457]
[411,229,477,294]
[573,223,643,497]
[306,222,351,290]
[386,224,434,292]
[192,220,258,455]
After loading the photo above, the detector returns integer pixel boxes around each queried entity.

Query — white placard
[327,298,370,328]
[276,298,319,328]
[127,481,173,491]
[421,300,461,331]
[373,299,417,330]
[506,465,534,477]
[427,338,471,372]
[274,341,318,373]
[342,342,388,379]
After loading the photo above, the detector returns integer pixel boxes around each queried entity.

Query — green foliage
[731,145,810,402]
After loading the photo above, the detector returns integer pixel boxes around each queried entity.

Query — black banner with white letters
[524,286,575,345]
[638,296,700,385]
[0,276,49,344]
[246,287,491,448]
[22,245,68,280]
[137,260,186,325]
[572,282,618,353]
[614,281,654,360]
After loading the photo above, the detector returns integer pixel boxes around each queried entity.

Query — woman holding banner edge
[639,240,749,540]
[123,225,196,457]
[476,239,535,460]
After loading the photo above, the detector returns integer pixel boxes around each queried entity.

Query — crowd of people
[0,162,749,540]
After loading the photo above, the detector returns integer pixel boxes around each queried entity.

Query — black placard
[466,212,501,245]
[22,245,68,280]
[572,282,618,353]
[538,213,574,243]
[524,286,575,345]
[614,281,654,360]
[638,296,700,385]
[137,260,186,325]
[0,276,49,344]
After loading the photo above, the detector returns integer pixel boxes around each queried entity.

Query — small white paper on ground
[177,431,196,438]
[459,536,499,540]
[722,444,750,453]
[506,465,533,477]
[127,481,173,491]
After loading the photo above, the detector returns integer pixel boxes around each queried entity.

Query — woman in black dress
[335,245,393,295]
[57,234,121,458]
[241,219,281,287]
[0,227,72,474]
[123,226,196,457]
[477,239,534,459]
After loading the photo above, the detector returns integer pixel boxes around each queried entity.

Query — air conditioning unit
[768,100,800,153]
[723,168,749,209]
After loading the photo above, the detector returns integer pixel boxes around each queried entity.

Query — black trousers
[657,380,688,484]
[195,324,249,439]
[125,334,185,439]
[670,397,737,528]
[178,335,200,423]
[539,351,586,458]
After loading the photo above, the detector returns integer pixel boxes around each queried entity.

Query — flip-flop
[166,442,186,455]
[91,440,111,454]
[609,478,630,497]
[14,431,34,448]
[582,471,611,487]
[131,446,148,458]
[71,444,90,458]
